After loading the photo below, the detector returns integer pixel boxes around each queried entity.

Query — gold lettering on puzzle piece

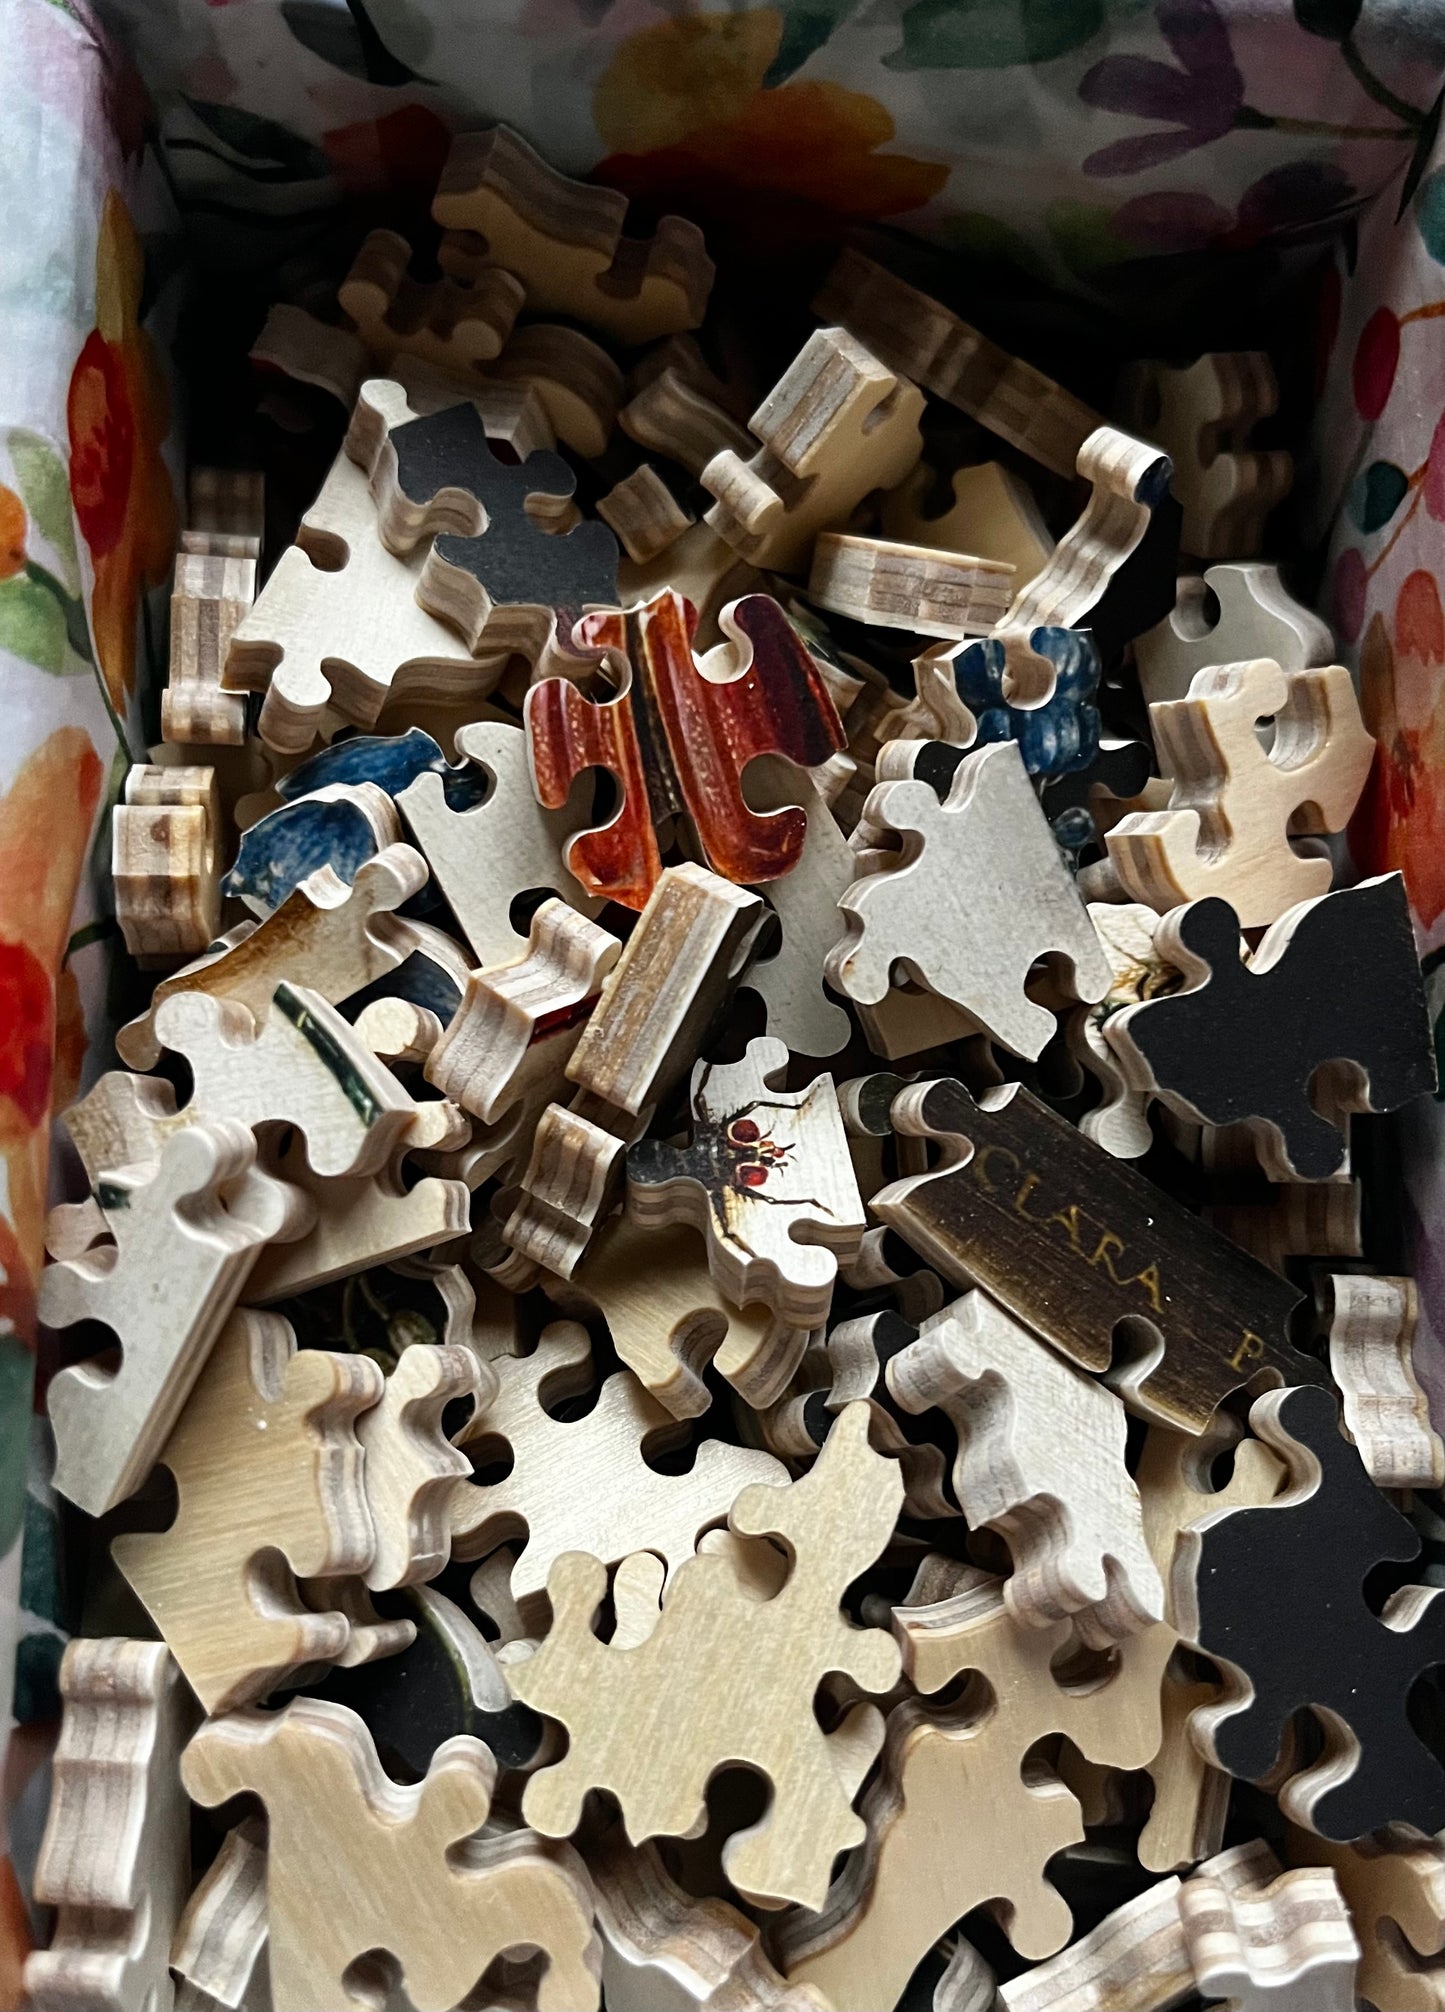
[1229,1330,1266,1371]
[968,1149,1168,1316]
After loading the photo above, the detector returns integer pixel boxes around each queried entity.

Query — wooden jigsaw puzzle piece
[1325,1271,1443,1490]
[1121,352,1293,561]
[1102,658,1375,926]
[150,980,418,1178]
[449,1318,786,1623]
[1174,1382,1445,1840]
[1136,563,1333,709]
[807,532,1014,639]
[1134,1420,1285,1875]
[828,740,1111,1060]
[738,754,854,1059]
[1289,1828,1445,2012]
[224,426,495,755]
[592,1832,828,2010]
[426,897,620,1123]
[919,625,1103,780]
[994,1876,1194,2011]
[433,122,712,343]
[113,762,222,966]
[338,225,523,370]
[888,1291,1165,1645]
[480,320,623,458]
[620,365,754,480]
[882,459,1055,587]
[26,1640,195,2012]
[113,1308,389,1712]
[398,718,604,967]
[702,327,924,572]
[779,1573,1173,2007]
[814,249,1103,479]
[546,1214,811,1417]
[164,545,254,746]
[994,425,1179,698]
[597,463,694,563]
[119,843,425,1070]
[627,1037,866,1329]
[223,780,401,918]
[511,1404,902,1911]
[358,1341,485,1592]
[1105,874,1434,1181]
[42,1121,309,1516]
[181,1696,601,2012]
[171,1816,269,2012]
[867,1073,1308,1433]
[357,393,620,658]
[1178,1860,1359,2011]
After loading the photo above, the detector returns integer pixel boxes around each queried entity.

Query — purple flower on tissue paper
[1080,0,1245,176]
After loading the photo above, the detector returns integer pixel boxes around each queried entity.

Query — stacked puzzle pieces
[27,124,1445,2012]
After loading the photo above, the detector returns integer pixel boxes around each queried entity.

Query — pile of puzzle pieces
[29,124,1445,2012]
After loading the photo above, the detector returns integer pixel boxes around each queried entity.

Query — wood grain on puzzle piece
[171,1817,270,2012]
[701,327,924,573]
[181,1696,601,2012]
[510,1405,901,1912]
[1103,658,1374,927]
[829,740,1110,1061]
[993,425,1180,694]
[41,1121,307,1518]
[119,843,425,1070]
[1175,1382,1445,1840]
[338,226,522,370]
[1105,875,1434,1182]
[1120,353,1292,562]
[427,897,620,1123]
[547,1213,811,1417]
[527,590,845,909]
[593,1831,827,2011]
[881,460,1055,586]
[1289,1826,1445,2012]
[566,863,765,1125]
[433,122,712,343]
[398,719,603,969]
[620,365,755,480]
[112,1308,393,1713]
[779,1574,1174,2010]
[627,1037,866,1330]
[449,1319,786,1622]
[223,431,499,756]
[814,248,1103,479]
[597,464,694,563]
[1136,564,1333,709]
[165,547,253,745]
[1180,1862,1360,2011]
[113,762,222,966]
[865,1073,1308,1434]
[26,1640,195,2012]
[887,1291,1165,1645]
[807,532,1014,639]
[1325,1272,1444,1490]
[738,753,854,1059]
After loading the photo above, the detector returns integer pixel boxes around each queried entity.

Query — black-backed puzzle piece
[306,1585,542,1778]
[1041,737,1155,860]
[863,1072,1313,1434]
[1088,465,1181,669]
[1188,1381,1445,1839]
[388,403,619,614]
[1120,874,1435,1181]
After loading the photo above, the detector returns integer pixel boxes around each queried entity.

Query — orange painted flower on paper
[0,487,25,582]
[1351,568,1445,930]
[592,13,948,253]
[0,728,103,1344]
[66,191,176,713]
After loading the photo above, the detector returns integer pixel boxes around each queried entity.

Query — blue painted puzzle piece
[947,626,1101,779]
[277,727,490,812]
[222,796,384,914]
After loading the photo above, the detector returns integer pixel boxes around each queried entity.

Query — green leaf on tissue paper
[8,431,78,591]
[887,0,1104,70]
[0,572,67,674]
